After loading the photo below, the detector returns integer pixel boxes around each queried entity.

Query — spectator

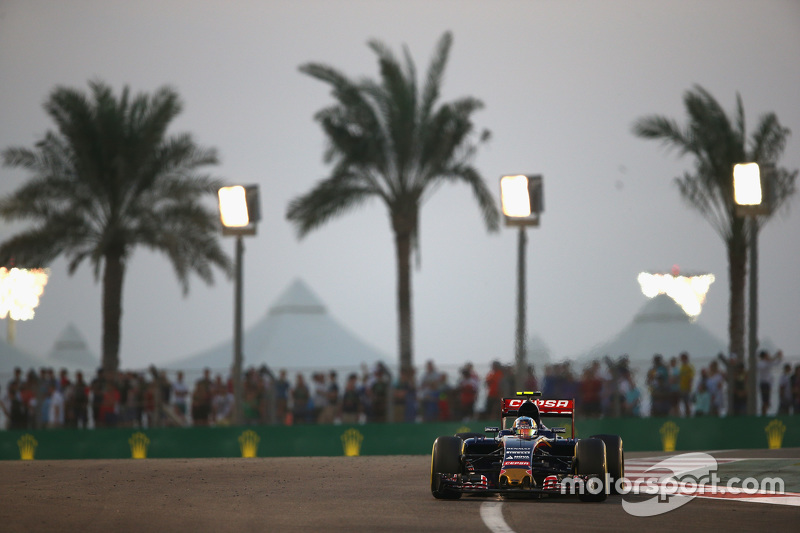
[668,357,680,415]
[72,371,89,429]
[758,350,783,416]
[291,373,311,424]
[319,370,340,425]
[646,355,670,416]
[158,370,172,417]
[60,370,75,428]
[258,365,275,424]
[48,382,65,428]
[38,368,52,429]
[243,368,264,425]
[693,381,711,416]
[420,360,441,422]
[125,374,144,427]
[0,385,6,423]
[560,362,579,403]
[792,364,800,415]
[212,375,233,425]
[6,367,23,394]
[274,370,290,425]
[392,367,414,423]
[436,373,452,422]
[357,370,371,423]
[99,381,120,427]
[706,361,726,416]
[171,371,189,423]
[778,363,793,415]
[401,367,418,422]
[580,361,602,417]
[117,373,131,426]
[2,382,28,429]
[191,368,213,426]
[598,359,616,417]
[619,369,641,417]
[90,369,105,428]
[678,352,695,417]
[311,372,328,423]
[717,352,738,414]
[22,371,38,429]
[369,365,390,423]
[483,361,504,420]
[456,363,479,421]
[523,364,538,392]
[340,373,362,424]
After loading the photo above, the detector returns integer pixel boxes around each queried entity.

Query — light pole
[218,184,260,426]
[500,175,543,392]
[733,163,770,416]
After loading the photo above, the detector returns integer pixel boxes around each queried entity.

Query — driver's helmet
[513,416,537,438]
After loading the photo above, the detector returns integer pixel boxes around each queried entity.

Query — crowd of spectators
[645,349,794,417]
[1,349,798,430]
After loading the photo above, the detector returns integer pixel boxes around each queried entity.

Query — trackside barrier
[1,416,798,460]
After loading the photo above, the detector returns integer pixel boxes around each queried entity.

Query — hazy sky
[1,0,799,372]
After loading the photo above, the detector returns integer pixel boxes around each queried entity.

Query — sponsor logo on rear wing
[501,398,575,416]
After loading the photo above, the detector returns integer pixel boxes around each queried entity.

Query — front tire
[590,434,624,494]
[431,436,463,500]
[575,438,607,502]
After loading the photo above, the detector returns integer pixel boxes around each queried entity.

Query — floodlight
[500,174,543,226]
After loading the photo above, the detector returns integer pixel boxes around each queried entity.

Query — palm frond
[420,32,452,124]
[632,115,694,155]
[293,32,496,242]
[748,112,790,164]
[286,172,379,238]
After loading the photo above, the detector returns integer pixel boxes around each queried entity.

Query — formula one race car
[430,392,623,501]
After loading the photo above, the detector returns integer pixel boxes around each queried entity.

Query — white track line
[480,502,516,533]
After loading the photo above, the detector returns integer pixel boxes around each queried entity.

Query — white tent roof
[580,294,727,366]
[45,323,100,373]
[167,279,389,372]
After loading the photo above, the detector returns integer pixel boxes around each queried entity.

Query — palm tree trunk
[102,250,125,375]
[726,231,747,369]
[392,211,415,376]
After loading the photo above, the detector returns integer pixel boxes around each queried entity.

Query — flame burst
[0,267,49,321]
[637,271,715,319]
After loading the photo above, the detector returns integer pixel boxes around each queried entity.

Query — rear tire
[575,438,607,502]
[431,436,463,500]
[590,434,624,494]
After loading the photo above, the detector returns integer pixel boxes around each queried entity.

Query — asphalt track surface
[1,448,798,532]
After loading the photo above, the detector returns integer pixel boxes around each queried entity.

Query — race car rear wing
[501,393,575,438]
[501,397,575,416]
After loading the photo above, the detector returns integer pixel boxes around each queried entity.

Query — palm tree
[632,84,797,367]
[288,32,500,374]
[0,80,232,374]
